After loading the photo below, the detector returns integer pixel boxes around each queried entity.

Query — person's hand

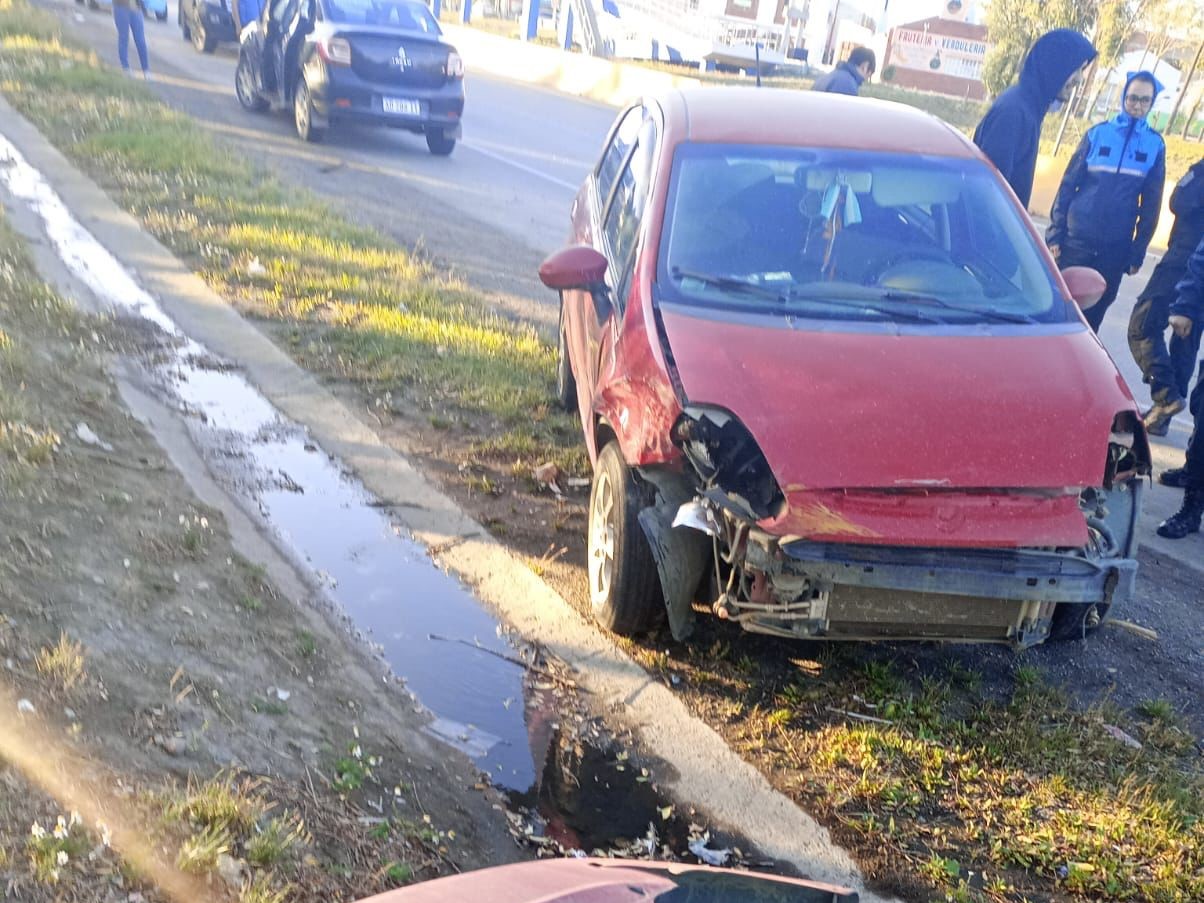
[1048,244,1060,260]
[1170,314,1193,338]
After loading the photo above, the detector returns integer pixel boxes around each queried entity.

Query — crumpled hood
[1019,29,1096,110]
[659,308,1134,492]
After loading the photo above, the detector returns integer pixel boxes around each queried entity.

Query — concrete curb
[0,95,884,898]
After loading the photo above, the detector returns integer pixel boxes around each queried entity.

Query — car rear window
[658,144,1067,325]
[323,0,440,30]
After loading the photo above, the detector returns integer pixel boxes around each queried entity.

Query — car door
[567,106,644,428]
[261,0,299,97]
[278,0,316,102]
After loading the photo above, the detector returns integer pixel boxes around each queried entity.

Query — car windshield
[658,144,1065,324]
[323,0,440,30]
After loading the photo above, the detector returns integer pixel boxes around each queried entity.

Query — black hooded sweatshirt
[973,30,1097,209]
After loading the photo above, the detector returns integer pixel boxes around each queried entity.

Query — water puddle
[0,135,763,865]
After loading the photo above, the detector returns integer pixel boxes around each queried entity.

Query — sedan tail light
[445,50,464,79]
[317,36,352,66]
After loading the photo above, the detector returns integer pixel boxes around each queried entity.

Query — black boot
[1160,466,1190,488]
[1157,487,1204,539]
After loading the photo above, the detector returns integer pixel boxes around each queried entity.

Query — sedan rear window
[324,0,440,30]
[658,145,1066,325]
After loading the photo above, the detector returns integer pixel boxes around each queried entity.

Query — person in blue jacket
[1156,239,1204,538]
[1047,71,1166,333]
[1129,155,1204,436]
[973,29,1097,209]
[812,47,875,96]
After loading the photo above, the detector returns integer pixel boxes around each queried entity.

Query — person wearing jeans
[113,0,150,79]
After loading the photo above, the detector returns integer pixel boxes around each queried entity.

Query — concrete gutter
[0,95,886,900]
[443,23,701,107]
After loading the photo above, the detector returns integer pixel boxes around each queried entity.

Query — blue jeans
[113,5,149,72]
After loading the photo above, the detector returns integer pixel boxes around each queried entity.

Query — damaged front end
[637,407,1145,648]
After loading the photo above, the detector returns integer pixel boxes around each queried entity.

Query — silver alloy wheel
[236,58,255,108]
[295,84,310,139]
[588,469,616,609]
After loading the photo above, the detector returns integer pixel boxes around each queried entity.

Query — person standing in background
[113,0,150,80]
[812,47,876,96]
[972,29,1097,209]
[1046,72,1166,333]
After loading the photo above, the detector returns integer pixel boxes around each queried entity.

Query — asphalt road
[35,0,1202,591]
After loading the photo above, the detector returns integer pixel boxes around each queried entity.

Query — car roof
[662,86,978,158]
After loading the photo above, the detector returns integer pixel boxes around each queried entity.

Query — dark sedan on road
[235,0,465,154]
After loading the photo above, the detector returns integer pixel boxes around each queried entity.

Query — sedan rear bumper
[309,64,465,136]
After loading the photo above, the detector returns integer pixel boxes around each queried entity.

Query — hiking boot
[1160,466,1190,488]
[1156,487,1204,540]
[1143,397,1186,437]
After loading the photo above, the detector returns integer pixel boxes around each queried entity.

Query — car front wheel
[588,442,664,635]
[235,54,268,112]
[191,11,216,53]
[1048,601,1106,642]
[294,81,325,142]
[425,130,456,156]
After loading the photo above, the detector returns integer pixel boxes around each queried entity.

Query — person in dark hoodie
[1129,155,1204,436]
[812,47,876,96]
[1047,71,1166,333]
[1154,239,1204,539]
[973,29,1097,209]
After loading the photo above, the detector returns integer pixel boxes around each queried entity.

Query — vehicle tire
[555,300,576,411]
[294,80,325,143]
[156,9,168,20]
[587,442,665,635]
[191,13,217,53]
[425,130,456,156]
[180,7,191,41]
[1048,601,1105,642]
[235,54,269,112]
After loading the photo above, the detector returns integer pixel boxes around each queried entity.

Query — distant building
[883,15,989,99]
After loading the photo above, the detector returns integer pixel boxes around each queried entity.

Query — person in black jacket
[813,47,876,96]
[1047,71,1166,333]
[1155,239,1204,538]
[973,29,1096,209]
[1129,156,1204,436]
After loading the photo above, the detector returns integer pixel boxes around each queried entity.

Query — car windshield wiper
[875,288,1037,324]
[670,267,789,303]
[778,284,945,324]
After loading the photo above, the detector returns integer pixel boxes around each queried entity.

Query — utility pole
[1169,35,1204,133]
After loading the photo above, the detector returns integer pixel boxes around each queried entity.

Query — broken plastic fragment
[688,835,731,867]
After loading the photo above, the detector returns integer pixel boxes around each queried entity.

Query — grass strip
[0,0,584,481]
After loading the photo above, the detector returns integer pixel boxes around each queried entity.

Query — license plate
[382,97,421,116]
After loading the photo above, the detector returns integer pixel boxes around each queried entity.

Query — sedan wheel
[294,81,325,142]
[425,130,456,156]
[191,13,216,53]
[587,442,664,635]
[235,55,268,112]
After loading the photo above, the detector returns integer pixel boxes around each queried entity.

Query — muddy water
[0,136,706,856]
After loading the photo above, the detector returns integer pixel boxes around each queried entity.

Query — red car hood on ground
[660,308,1136,546]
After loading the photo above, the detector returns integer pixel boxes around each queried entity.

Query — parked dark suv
[235,0,465,154]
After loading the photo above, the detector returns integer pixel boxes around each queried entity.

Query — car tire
[180,8,191,41]
[294,81,325,143]
[587,442,665,636]
[191,13,217,53]
[1048,601,1105,642]
[425,131,456,156]
[235,54,269,112]
[555,300,576,411]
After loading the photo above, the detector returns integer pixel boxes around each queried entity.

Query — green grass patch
[642,644,1204,902]
[0,0,583,477]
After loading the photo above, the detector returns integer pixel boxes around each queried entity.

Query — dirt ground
[0,211,522,899]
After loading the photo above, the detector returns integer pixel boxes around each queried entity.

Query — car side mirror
[539,245,608,291]
[1061,266,1106,310]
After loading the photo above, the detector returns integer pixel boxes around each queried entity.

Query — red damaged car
[539,88,1149,648]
